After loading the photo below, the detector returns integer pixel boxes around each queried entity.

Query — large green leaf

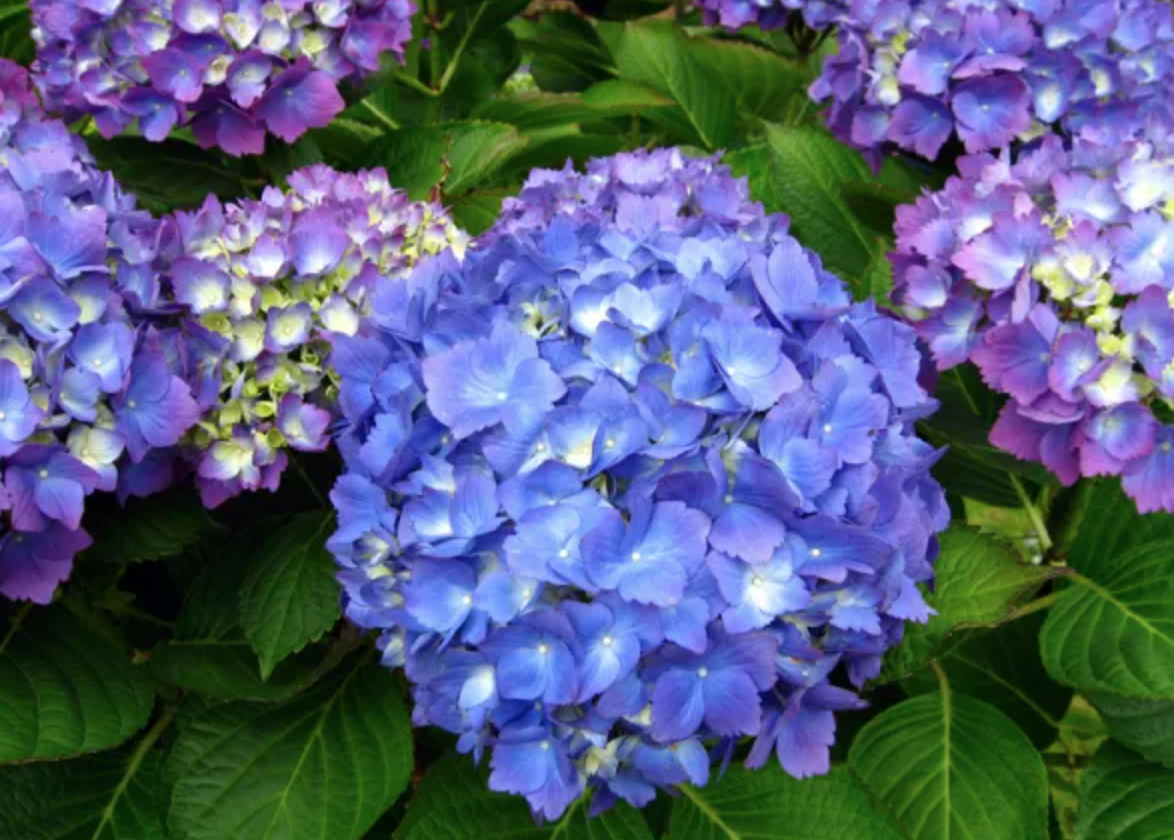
[1086,693,1174,767]
[84,137,247,213]
[153,545,334,701]
[686,37,809,121]
[396,753,653,840]
[514,13,617,93]
[1076,743,1174,840]
[880,526,1050,681]
[613,21,735,151]
[0,607,153,764]
[667,766,906,840]
[849,691,1049,840]
[239,512,340,679]
[763,124,890,287]
[0,0,32,65]
[83,487,221,565]
[902,613,1072,748]
[1041,504,1174,699]
[0,746,167,840]
[166,656,412,840]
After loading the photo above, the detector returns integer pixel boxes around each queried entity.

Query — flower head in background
[696,0,846,32]
[329,149,948,819]
[159,165,466,507]
[809,0,1174,163]
[0,59,199,604]
[31,0,416,155]
[892,116,1174,512]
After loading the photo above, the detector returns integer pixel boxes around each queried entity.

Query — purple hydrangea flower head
[159,165,466,508]
[806,0,1174,162]
[696,0,847,30]
[329,149,949,818]
[0,60,201,603]
[892,118,1174,512]
[31,0,415,155]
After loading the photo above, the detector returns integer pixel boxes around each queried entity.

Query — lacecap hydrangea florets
[31,0,415,155]
[811,0,1174,163]
[0,59,200,603]
[328,149,949,819]
[892,117,1174,513]
[160,164,466,508]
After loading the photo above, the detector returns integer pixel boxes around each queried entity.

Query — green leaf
[442,121,532,195]
[667,766,906,840]
[902,613,1072,748]
[365,127,447,200]
[1086,693,1174,767]
[0,745,167,840]
[396,753,653,839]
[841,180,919,237]
[686,37,809,121]
[1041,482,1174,699]
[153,546,333,701]
[763,123,888,286]
[83,487,221,565]
[581,79,675,111]
[0,0,32,65]
[1076,743,1174,840]
[166,655,412,840]
[514,13,616,93]
[614,21,735,150]
[880,527,1051,682]
[471,93,602,129]
[0,607,154,764]
[84,137,246,213]
[849,690,1049,840]
[449,189,512,236]
[724,144,776,208]
[238,513,340,679]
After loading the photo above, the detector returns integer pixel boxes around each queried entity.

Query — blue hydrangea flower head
[892,114,1174,512]
[806,0,1174,163]
[155,164,467,508]
[0,59,201,604]
[31,0,416,155]
[329,149,949,818]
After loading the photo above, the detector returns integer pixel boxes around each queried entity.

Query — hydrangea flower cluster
[0,59,200,603]
[810,0,1174,162]
[31,0,415,155]
[329,149,949,819]
[160,165,466,508]
[696,0,845,31]
[892,122,1174,513]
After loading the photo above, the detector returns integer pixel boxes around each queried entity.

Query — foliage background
[0,1,1172,839]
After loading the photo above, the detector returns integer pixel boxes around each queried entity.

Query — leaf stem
[0,603,32,654]
[360,99,401,131]
[1010,473,1053,554]
[90,704,178,840]
[391,70,441,98]
[1005,590,1061,621]
[436,3,485,94]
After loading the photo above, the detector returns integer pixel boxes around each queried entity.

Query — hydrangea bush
[810,0,1174,162]
[159,165,465,507]
[328,150,949,818]
[0,4,1164,840]
[31,0,415,154]
[892,119,1174,512]
[0,60,199,603]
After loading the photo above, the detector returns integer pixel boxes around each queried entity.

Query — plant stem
[391,70,441,98]
[360,99,401,131]
[436,3,485,94]
[1010,473,1053,554]
[0,603,31,654]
